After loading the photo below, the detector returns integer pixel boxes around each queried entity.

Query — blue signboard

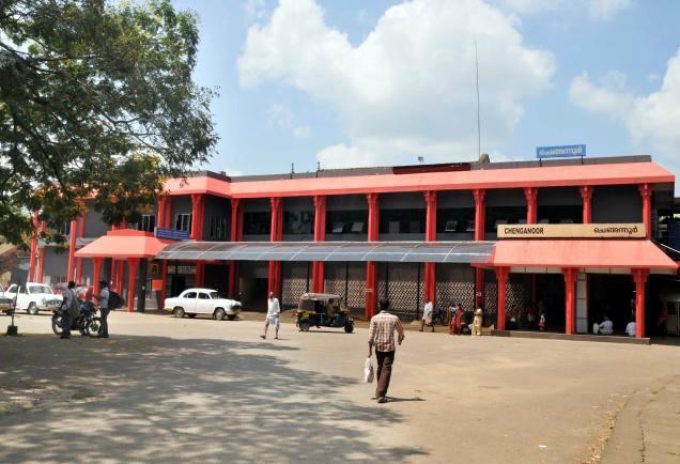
[155,227,190,241]
[536,144,586,159]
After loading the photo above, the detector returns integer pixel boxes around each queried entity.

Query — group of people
[59,280,111,339]
[593,315,637,337]
[419,300,484,336]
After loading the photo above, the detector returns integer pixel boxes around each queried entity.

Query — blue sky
[171,0,680,178]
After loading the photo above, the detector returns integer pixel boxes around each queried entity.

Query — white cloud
[498,0,631,19]
[244,0,269,24]
[569,48,680,165]
[266,103,312,139]
[239,0,555,168]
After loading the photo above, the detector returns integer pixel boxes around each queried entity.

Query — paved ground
[1,311,679,464]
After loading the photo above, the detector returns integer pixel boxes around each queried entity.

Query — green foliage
[0,0,217,244]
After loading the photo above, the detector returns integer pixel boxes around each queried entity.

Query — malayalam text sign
[497,223,646,239]
[536,144,586,159]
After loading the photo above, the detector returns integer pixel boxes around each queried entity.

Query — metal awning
[157,241,496,264]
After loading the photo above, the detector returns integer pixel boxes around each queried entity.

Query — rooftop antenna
[417,156,424,164]
[475,40,481,159]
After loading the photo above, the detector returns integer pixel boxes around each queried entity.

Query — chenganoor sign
[497,223,646,239]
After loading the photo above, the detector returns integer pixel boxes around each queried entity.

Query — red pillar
[365,193,380,319]
[190,194,204,240]
[157,195,167,230]
[28,211,39,282]
[524,187,538,224]
[268,197,283,297]
[92,257,104,295]
[126,258,139,312]
[639,184,652,239]
[473,189,486,307]
[424,191,437,303]
[36,246,45,283]
[66,218,78,282]
[116,260,124,293]
[563,267,578,335]
[312,195,327,293]
[633,268,649,338]
[580,186,594,224]
[228,198,242,298]
[160,261,168,303]
[496,267,509,330]
[75,216,86,282]
[195,261,205,287]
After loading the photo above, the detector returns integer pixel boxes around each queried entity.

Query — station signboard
[536,144,586,159]
[155,227,190,241]
[497,223,646,239]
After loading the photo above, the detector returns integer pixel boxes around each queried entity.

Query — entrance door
[204,263,228,295]
[535,274,565,332]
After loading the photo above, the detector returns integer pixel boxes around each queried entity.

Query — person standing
[472,308,483,336]
[368,298,405,404]
[93,280,110,338]
[60,281,77,339]
[261,291,280,340]
[420,299,434,332]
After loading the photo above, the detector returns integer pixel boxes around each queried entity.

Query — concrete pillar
[496,267,509,330]
[423,191,437,303]
[563,267,578,335]
[524,187,538,224]
[66,218,78,282]
[228,198,242,298]
[473,189,486,307]
[126,258,139,312]
[312,195,327,293]
[92,257,104,295]
[580,186,594,224]
[639,184,652,239]
[268,197,283,297]
[365,193,380,319]
[75,216,86,281]
[190,194,204,240]
[633,268,649,338]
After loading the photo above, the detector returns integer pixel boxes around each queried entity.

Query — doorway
[204,263,229,296]
[588,274,635,334]
[535,274,565,332]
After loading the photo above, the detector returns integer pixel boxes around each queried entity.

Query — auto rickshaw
[296,293,354,333]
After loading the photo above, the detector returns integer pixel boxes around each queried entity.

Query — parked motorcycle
[52,301,102,337]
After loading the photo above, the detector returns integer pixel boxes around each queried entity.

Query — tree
[0,0,218,244]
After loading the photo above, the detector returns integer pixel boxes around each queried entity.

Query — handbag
[363,357,374,383]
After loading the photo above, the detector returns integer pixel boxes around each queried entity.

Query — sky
[170,0,680,180]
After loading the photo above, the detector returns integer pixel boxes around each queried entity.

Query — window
[351,222,364,233]
[444,220,458,232]
[175,214,192,233]
[198,292,210,300]
[332,223,344,234]
[243,212,271,235]
[380,209,425,234]
[28,285,52,294]
[284,211,314,235]
[137,214,156,232]
[327,210,367,234]
[209,216,228,240]
[209,291,220,299]
[183,291,197,299]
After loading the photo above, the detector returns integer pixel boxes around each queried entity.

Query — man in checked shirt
[368,298,405,404]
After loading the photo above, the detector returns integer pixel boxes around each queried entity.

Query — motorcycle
[52,301,102,337]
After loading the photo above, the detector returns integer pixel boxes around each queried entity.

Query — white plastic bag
[364,357,374,383]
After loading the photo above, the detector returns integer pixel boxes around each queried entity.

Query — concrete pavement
[1,311,680,463]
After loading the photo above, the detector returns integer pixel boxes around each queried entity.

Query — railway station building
[27,155,680,339]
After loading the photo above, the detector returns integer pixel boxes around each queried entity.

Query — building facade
[27,155,679,338]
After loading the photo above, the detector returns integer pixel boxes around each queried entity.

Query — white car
[164,288,242,321]
[1,283,63,315]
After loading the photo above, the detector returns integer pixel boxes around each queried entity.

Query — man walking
[94,280,110,338]
[60,281,78,339]
[261,291,280,340]
[420,299,434,332]
[368,298,405,404]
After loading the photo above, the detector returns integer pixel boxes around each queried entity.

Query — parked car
[1,283,63,315]
[0,284,14,315]
[164,288,242,320]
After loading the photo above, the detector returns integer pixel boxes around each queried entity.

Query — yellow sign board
[497,223,646,239]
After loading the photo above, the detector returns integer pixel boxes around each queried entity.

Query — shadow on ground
[0,335,426,463]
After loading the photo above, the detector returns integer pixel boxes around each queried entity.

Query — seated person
[599,316,614,335]
[625,320,636,337]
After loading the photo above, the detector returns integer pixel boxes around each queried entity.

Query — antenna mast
[475,40,481,158]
